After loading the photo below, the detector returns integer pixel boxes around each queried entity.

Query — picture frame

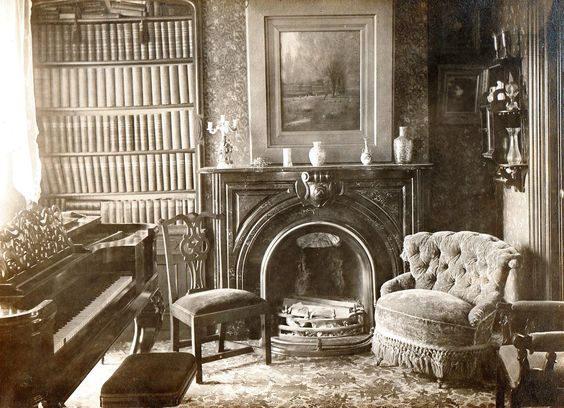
[437,65,483,125]
[246,0,393,164]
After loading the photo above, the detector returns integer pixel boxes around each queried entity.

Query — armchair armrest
[511,300,564,315]
[380,272,415,296]
[468,293,500,327]
[514,331,564,353]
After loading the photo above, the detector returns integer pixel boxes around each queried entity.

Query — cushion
[101,352,196,407]
[498,345,564,388]
[375,289,476,347]
[174,288,265,315]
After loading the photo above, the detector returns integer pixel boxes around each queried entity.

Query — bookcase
[31,0,202,223]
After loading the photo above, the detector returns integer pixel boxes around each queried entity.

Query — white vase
[506,127,522,164]
[360,138,372,165]
[308,141,326,166]
[393,126,413,164]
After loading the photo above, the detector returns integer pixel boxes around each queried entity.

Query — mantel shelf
[495,163,528,192]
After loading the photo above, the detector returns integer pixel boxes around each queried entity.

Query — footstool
[100,352,196,407]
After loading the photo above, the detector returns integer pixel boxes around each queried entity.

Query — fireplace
[200,164,430,355]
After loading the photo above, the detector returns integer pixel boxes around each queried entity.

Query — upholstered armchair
[372,231,521,386]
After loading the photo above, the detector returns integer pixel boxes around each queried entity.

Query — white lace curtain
[0,0,41,201]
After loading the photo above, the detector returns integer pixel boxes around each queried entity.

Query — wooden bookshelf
[32,0,202,223]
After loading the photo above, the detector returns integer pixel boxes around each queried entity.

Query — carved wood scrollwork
[0,205,72,284]
[295,172,344,208]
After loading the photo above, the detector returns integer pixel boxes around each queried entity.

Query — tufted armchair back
[401,231,521,307]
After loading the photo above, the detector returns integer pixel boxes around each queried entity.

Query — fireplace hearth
[201,164,430,356]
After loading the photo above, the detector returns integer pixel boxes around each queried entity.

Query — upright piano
[0,205,163,407]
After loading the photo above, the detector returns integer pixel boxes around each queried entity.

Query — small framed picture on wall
[437,65,483,125]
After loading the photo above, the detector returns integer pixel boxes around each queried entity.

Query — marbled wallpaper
[201,0,429,166]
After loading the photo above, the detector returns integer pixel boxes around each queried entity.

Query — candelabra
[207,115,238,169]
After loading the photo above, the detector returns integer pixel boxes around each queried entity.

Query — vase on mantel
[506,127,522,165]
[309,141,327,166]
[393,126,413,164]
[360,138,372,165]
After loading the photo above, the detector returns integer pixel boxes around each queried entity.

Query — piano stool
[100,352,196,407]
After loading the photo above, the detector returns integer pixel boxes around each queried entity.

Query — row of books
[39,111,197,153]
[33,19,193,63]
[41,153,196,194]
[35,63,195,109]
[100,198,196,224]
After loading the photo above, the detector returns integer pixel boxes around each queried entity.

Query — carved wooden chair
[159,212,271,383]
[496,301,564,408]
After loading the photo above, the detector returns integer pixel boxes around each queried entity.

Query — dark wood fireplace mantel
[200,163,431,355]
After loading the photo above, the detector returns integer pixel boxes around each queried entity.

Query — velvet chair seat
[498,346,564,389]
[174,289,264,315]
[100,352,196,407]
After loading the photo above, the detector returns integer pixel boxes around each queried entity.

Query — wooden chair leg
[171,317,180,352]
[261,313,271,365]
[496,360,506,408]
[217,323,226,353]
[191,324,203,384]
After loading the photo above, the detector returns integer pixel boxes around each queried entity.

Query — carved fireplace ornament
[295,172,344,208]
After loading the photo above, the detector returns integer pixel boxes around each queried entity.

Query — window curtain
[0,0,41,201]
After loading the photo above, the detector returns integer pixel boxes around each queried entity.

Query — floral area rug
[67,341,495,408]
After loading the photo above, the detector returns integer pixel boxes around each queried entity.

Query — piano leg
[130,290,164,354]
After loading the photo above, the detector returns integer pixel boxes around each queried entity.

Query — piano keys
[0,205,163,407]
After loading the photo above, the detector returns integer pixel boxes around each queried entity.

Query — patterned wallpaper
[201,0,429,166]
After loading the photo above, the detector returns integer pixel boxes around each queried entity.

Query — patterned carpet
[67,340,496,408]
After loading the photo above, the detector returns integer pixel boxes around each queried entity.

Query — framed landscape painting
[246,0,393,164]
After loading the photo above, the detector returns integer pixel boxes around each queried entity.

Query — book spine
[176,152,185,190]
[139,154,148,191]
[160,21,169,59]
[105,67,116,107]
[109,23,118,61]
[185,152,193,189]
[115,201,124,223]
[94,23,103,61]
[77,156,88,193]
[154,113,163,150]
[133,115,141,150]
[96,67,107,107]
[131,155,140,192]
[101,23,110,61]
[41,158,53,194]
[60,68,70,108]
[86,24,95,61]
[115,155,125,192]
[147,22,156,59]
[142,66,152,106]
[139,114,148,150]
[174,21,183,59]
[167,21,175,59]
[117,115,126,151]
[109,116,118,151]
[84,156,95,193]
[60,156,73,192]
[70,156,81,192]
[86,116,96,152]
[69,68,79,107]
[58,116,68,153]
[108,201,116,223]
[124,155,133,192]
[79,24,88,61]
[125,115,134,151]
[175,199,183,219]
[155,153,163,190]
[62,24,71,61]
[124,22,133,60]
[179,109,190,148]
[188,109,198,147]
[51,68,61,108]
[169,153,177,190]
[160,199,168,220]
[132,22,140,60]
[95,116,104,152]
[167,199,175,219]
[150,199,158,224]
[150,66,161,105]
[170,110,181,149]
[87,67,97,108]
[107,155,117,192]
[161,153,170,190]
[39,25,49,62]
[178,64,189,104]
[55,25,64,61]
[140,24,149,60]
[154,21,162,59]
[114,67,124,107]
[53,157,66,193]
[139,200,147,223]
[169,64,179,104]
[147,114,156,150]
[161,112,172,150]
[160,60,170,104]
[41,68,51,108]
[147,154,156,191]
[78,67,88,108]
[131,200,139,223]
[99,155,110,193]
[123,67,133,106]
[117,23,125,61]
[132,66,142,106]
[146,199,154,223]
[102,116,111,152]
[92,156,102,193]
[180,20,189,59]
[188,63,195,105]
[80,116,89,152]
[47,24,56,62]
[71,116,80,152]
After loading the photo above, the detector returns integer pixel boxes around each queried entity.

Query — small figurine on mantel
[207,115,237,169]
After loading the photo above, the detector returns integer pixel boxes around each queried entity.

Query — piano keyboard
[53,276,133,352]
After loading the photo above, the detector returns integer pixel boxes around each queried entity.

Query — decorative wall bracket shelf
[495,163,527,192]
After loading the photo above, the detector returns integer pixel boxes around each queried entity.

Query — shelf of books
[32,0,202,224]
